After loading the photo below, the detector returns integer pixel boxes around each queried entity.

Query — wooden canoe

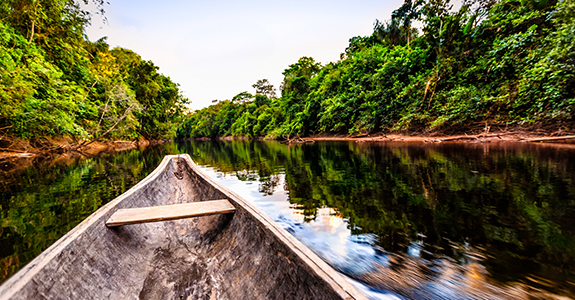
[0,154,367,300]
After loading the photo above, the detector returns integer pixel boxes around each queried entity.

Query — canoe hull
[0,155,366,300]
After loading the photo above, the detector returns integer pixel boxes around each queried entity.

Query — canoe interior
[0,155,365,300]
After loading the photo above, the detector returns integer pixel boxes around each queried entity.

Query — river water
[1,140,574,299]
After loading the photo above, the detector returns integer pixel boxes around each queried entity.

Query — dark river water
[1,140,575,299]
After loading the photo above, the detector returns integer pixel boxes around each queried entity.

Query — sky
[85,0,405,110]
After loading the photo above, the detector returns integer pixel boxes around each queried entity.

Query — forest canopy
[0,0,189,145]
[178,0,575,139]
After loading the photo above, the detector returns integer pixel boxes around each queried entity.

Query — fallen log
[439,133,518,142]
[439,135,478,142]
[526,135,575,142]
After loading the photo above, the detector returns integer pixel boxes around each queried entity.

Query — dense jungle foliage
[178,0,575,138]
[0,0,188,145]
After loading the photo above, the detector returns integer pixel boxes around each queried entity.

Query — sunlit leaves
[179,0,574,138]
[0,8,188,142]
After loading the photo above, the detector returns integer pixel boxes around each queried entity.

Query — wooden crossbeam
[106,199,235,227]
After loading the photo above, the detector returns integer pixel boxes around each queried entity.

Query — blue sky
[85,0,405,110]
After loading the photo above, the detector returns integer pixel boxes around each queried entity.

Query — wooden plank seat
[106,199,236,227]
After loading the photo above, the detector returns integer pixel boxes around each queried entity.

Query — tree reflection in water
[1,140,574,299]
[0,144,180,284]
[182,140,575,299]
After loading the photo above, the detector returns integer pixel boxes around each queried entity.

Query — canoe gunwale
[180,155,366,300]
[0,155,174,300]
[0,154,367,300]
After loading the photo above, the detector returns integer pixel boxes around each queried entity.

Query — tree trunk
[28,20,35,43]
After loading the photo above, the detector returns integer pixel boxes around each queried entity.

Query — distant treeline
[0,0,188,146]
[178,0,575,139]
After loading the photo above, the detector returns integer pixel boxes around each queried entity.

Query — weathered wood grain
[0,155,368,300]
[106,199,235,227]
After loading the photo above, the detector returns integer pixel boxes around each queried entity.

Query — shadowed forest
[178,0,575,139]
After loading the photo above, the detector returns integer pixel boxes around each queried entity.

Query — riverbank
[0,137,175,160]
[185,132,575,147]
[297,132,575,143]
[4,128,575,161]
[268,122,575,144]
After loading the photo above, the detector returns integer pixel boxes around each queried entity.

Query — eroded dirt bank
[4,128,575,161]
[298,132,575,143]
[0,138,174,160]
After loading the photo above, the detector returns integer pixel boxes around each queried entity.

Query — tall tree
[252,79,277,99]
